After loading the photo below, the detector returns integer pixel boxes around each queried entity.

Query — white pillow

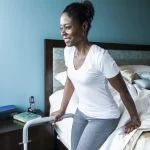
[54,71,79,105]
[49,89,79,115]
[55,71,67,86]
[120,65,150,73]
[130,65,150,73]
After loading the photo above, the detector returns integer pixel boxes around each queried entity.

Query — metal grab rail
[23,113,75,150]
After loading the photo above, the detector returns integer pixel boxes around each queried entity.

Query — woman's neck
[74,39,92,57]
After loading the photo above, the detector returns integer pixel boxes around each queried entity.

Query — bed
[44,39,150,150]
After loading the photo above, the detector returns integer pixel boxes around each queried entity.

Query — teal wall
[0,0,150,111]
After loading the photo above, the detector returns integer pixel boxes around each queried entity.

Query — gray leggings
[71,109,120,150]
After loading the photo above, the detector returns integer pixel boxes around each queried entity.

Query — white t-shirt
[64,44,120,119]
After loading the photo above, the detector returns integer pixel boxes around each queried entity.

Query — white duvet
[49,83,150,150]
[100,84,150,150]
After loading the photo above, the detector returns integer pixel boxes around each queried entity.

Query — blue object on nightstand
[0,105,19,120]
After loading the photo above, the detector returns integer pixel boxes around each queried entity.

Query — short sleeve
[64,46,74,68]
[64,47,68,67]
[97,50,120,78]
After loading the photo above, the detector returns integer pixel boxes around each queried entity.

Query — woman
[52,1,141,150]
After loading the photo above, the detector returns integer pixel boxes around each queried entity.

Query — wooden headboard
[44,39,150,116]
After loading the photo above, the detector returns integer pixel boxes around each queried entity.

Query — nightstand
[0,110,54,150]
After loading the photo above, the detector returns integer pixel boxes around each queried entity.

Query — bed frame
[44,39,150,149]
[44,39,150,116]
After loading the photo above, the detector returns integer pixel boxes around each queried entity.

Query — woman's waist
[78,105,120,119]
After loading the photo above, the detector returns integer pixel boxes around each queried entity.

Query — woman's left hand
[125,117,141,134]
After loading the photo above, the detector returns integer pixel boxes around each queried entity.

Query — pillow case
[119,66,135,83]
[137,72,150,80]
[119,65,150,83]
[134,79,150,90]
[55,71,67,86]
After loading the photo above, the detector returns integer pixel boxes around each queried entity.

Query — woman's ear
[82,21,88,32]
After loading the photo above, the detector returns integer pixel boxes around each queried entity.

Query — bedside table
[0,111,54,150]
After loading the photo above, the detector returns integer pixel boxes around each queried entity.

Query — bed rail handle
[62,113,75,119]
[23,113,74,150]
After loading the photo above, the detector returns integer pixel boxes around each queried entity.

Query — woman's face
[60,13,85,47]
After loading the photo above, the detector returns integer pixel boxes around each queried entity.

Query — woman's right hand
[51,109,65,124]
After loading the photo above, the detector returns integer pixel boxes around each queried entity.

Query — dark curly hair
[62,0,95,34]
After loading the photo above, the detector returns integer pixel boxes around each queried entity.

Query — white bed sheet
[49,83,150,150]
[54,118,73,149]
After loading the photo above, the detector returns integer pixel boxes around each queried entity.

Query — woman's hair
[62,0,95,34]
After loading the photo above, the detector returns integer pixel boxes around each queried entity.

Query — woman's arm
[59,75,75,113]
[108,72,141,133]
[52,72,74,123]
